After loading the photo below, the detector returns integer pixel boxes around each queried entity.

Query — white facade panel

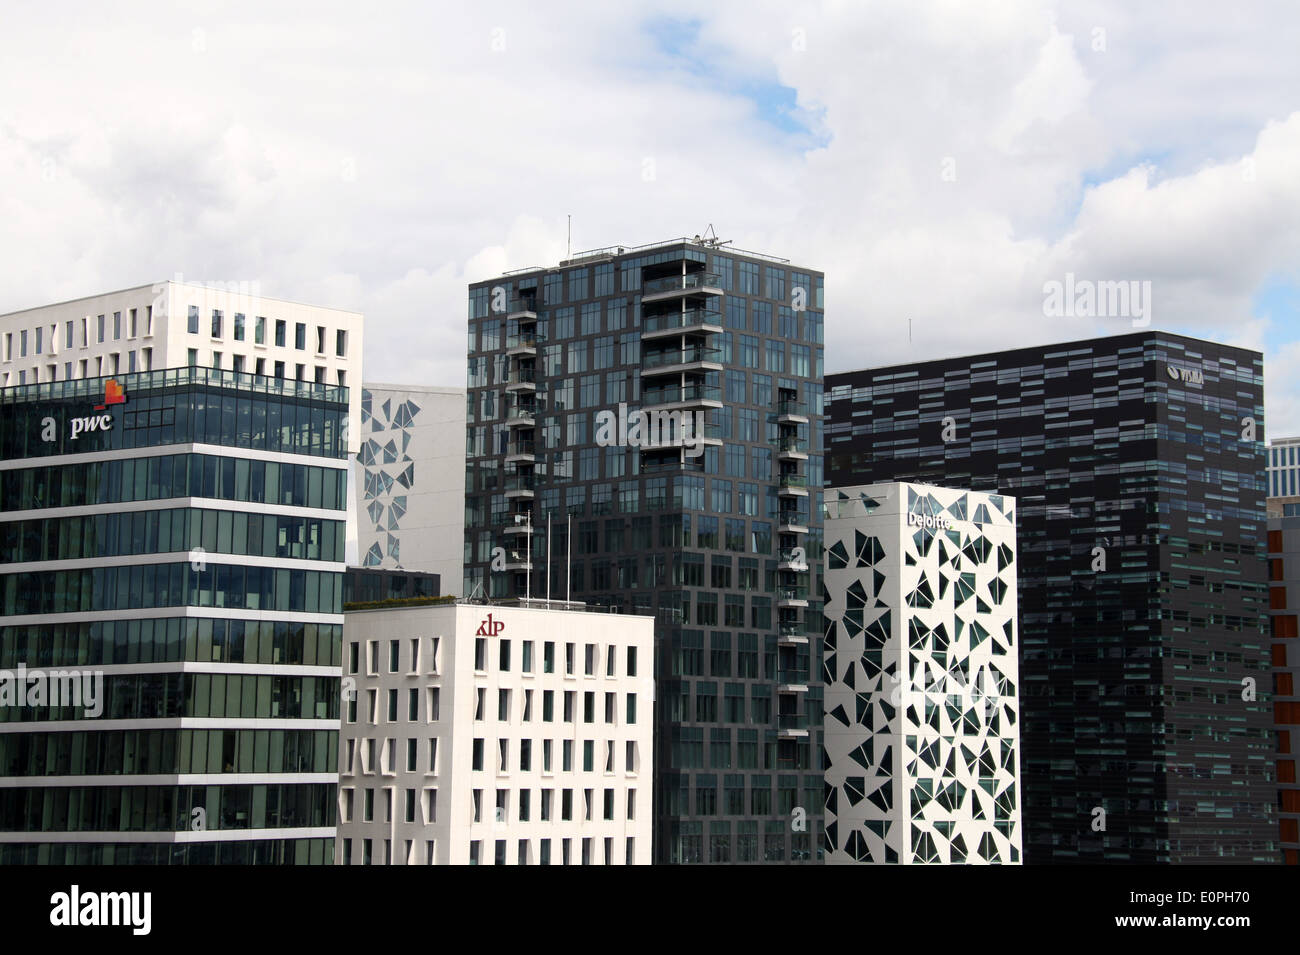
[355,384,465,588]
[823,482,1022,864]
[336,602,654,865]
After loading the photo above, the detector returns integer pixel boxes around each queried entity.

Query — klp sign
[907,511,952,531]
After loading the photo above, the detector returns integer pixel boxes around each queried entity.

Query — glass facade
[464,240,825,863]
[826,332,1274,863]
[0,367,348,864]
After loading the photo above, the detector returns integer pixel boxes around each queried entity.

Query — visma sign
[39,379,127,443]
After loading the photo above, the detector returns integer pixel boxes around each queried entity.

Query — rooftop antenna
[567,215,572,260]
[697,223,731,249]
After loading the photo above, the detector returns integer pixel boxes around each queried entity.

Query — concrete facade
[336,601,654,864]
[355,383,465,590]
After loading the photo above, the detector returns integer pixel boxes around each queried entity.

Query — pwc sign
[476,613,505,637]
[39,379,128,443]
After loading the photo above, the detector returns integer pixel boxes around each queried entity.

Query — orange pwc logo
[94,378,127,411]
[476,613,505,637]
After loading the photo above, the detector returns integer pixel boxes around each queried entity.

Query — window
[211,310,223,338]
[275,319,286,347]
[295,322,306,350]
[254,316,266,345]
[188,306,200,334]
[336,329,347,356]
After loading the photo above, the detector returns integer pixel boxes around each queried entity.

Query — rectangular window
[275,319,286,347]
[295,322,306,350]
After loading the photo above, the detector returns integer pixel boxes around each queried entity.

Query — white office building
[1269,436,1300,514]
[822,482,1022,864]
[355,383,466,587]
[336,601,654,865]
[0,280,364,454]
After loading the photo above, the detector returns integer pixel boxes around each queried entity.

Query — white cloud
[0,0,1297,432]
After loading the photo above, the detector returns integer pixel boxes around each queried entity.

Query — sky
[2,0,1298,433]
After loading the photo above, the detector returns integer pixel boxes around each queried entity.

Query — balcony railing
[778,512,807,527]
[508,299,539,315]
[640,457,706,474]
[641,308,723,335]
[777,665,808,684]
[642,383,722,406]
[778,588,809,602]
[778,473,807,489]
[505,404,536,422]
[776,397,807,416]
[777,713,810,729]
[772,436,806,454]
[505,333,542,349]
[642,272,721,296]
[504,475,536,492]
[506,367,537,385]
[778,624,809,638]
[505,440,536,457]
[777,549,808,566]
[641,346,722,369]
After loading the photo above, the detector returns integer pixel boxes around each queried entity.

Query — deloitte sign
[907,511,953,531]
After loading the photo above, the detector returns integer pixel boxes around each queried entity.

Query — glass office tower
[464,238,825,863]
[0,367,346,863]
[826,331,1274,863]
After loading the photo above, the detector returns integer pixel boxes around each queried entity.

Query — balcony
[777,548,809,572]
[773,436,808,460]
[640,308,724,340]
[505,440,536,464]
[777,713,810,738]
[777,587,809,609]
[503,549,532,571]
[507,300,538,321]
[640,456,706,474]
[778,625,810,647]
[503,522,533,537]
[505,333,541,357]
[640,345,723,377]
[777,473,809,497]
[778,512,808,535]
[641,383,723,412]
[504,475,536,499]
[505,405,536,428]
[776,397,808,423]
[505,366,537,392]
[641,271,723,304]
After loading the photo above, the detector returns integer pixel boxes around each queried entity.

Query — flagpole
[566,513,571,604]
[546,513,552,605]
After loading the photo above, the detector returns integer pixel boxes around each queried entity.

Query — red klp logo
[476,613,505,637]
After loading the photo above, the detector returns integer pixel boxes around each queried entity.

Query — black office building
[464,237,825,863]
[826,331,1274,863]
